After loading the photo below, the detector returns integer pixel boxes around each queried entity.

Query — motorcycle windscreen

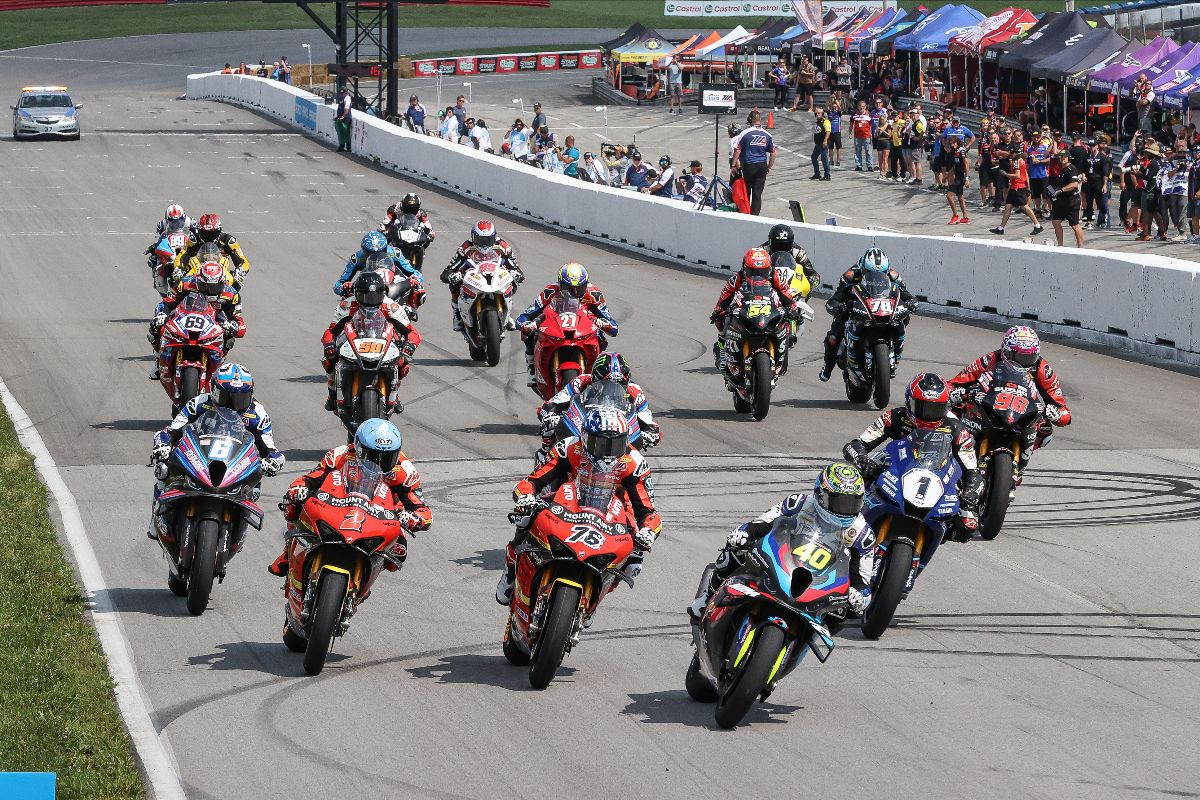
[860,271,891,299]
[340,458,385,505]
[180,293,213,314]
[982,360,1040,427]
[165,217,188,234]
[189,407,256,488]
[759,514,849,604]
[578,380,638,440]
[909,428,953,471]
[736,282,781,330]
[574,459,619,516]
[550,294,581,315]
[351,307,391,339]
[364,251,392,274]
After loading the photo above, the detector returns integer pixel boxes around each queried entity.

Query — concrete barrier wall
[188,72,1200,362]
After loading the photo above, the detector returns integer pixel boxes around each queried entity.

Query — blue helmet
[213,363,254,412]
[581,406,628,467]
[361,231,388,254]
[354,419,403,472]
[858,248,889,273]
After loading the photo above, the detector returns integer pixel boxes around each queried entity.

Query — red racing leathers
[321,299,421,407]
[710,271,800,332]
[149,282,245,353]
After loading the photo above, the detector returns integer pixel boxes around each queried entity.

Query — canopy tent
[678,30,722,58]
[694,25,754,59]
[610,28,676,64]
[1113,41,1200,95]
[1086,35,1177,90]
[769,24,811,50]
[846,8,902,52]
[1160,73,1200,108]
[982,12,1058,64]
[733,17,796,54]
[864,11,928,54]
[664,34,701,61]
[820,8,874,49]
[894,4,986,53]
[600,23,646,52]
[1029,26,1127,80]
[949,7,1037,56]
[1064,34,1150,86]
[1143,41,1200,93]
[999,12,1101,73]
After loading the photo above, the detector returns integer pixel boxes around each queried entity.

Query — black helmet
[591,352,631,385]
[767,223,794,254]
[353,271,387,310]
[400,193,421,215]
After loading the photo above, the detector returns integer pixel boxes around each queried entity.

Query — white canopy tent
[694,25,755,59]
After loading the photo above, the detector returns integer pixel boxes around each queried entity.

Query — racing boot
[525,351,537,388]
[713,339,726,371]
[268,550,288,577]
[451,305,463,332]
[148,365,160,382]
[819,337,837,382]
[495,542,517,605]
[325,378,337,412]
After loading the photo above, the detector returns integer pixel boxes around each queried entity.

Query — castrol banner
[413,49,600,78]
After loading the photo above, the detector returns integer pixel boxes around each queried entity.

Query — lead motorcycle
[153,407,264,615]
[455,247,519,367]
[954,360,1043,541]
[721,280,810,421]
[386,213,432,271]
[686,513,848,728]
[157,293,230,416]
[146,220,190,297]
[332,306,407,437]
[858,427,962,640]
[837,271,910,409]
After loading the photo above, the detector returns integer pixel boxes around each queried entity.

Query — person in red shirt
[851,100,874,171]
[989,140,1044,236]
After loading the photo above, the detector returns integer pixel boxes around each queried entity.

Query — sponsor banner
[294,97,317,131]
[580,51,602,69]
[664,0,794,15]
[438,59,457,75]
[560,53,580,69]
[416,50,600,75]
[414,59,438,76]
[825,0,894,14]
[518,54,538,70]
[537,53,560,70]
[478,56,498,73]
[457,57,478,75]
[496,55,519,73]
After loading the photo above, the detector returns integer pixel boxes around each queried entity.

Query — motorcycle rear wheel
[528,583,580,690]
[715,624,785,729]
[860,539,913,640]
[685,653,718,703]
[872,341,891,409]
[179,366,201,410]
[752,351,772,421]
[304,570,348,676]
[979,457,1013,541]
[185,519,218,615]
[482,308,502,367]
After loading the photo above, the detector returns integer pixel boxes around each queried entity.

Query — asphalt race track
[3,32,1199,800]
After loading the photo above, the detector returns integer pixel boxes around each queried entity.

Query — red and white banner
[412,49,600,79]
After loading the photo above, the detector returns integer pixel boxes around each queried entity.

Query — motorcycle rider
[148,261,246,380]
[171,240,238,294]
[333,231,422,301]
[688,463,875,618]
[762,223,822,294]
[516,262,619,388]
[380,192,436,248]
[709,247,801,371]
[175,213,250,290]
[842,372,982,540]
[947,325,1071,485]
[155,202,193,239]
[148,362,284,539]
[497,408,661,605]
[268,418,432,577]
[146,203,193,291]
[321,271,420,412]
[534,352,661,464]
[439,219,525,332]
[818,247,917,382]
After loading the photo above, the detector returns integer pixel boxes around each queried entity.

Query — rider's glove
[826,300,845,316]
[1044,404,1063,423]
[151,443,172,463]
[221,320,239,336]
[400,340,417,360]
[539,413,561,440]
[283,484,308,504]
[709,310,722,324]
[261,452,286,477]
[399,510,424,532]
[520,320,538,336]
[640,425,661,449]
[949,386,966,405]
[633,527,656,552]
[233,268,248,286]
[514,494,539,512]
[153,312,167,328]
[726,526,750,548]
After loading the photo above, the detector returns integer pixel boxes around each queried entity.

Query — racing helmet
[400,193,421,215]
[361,231,387,255]
[813,462,866,528]
[471,219,497,250]
[354,418,403,472]
[1001,325,1041,369]
[581,406,629,469]
[165,203,185,222]
[742,247,772,280]
[196,261,226,300]
[213,363,254,412]
[767,223,795,254]
[906,372,950,430]
[353,271,388,310]
[197,213,222,243]
[591,352,631,385]
[558,262,589,299]
[859,248,889,273]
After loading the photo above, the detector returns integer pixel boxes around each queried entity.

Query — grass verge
[0,403,144,800]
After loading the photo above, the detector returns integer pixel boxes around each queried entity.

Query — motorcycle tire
[979,457,1012,541]
[180,365,201,409]
[860,539,913,640]
[482,308,502,367]
[185,519,218,616]
[714,624,785,729]
[872,341,891,409]
[528,582,580,690]
[685,653,718,703]
[303,569,348,676]
[502,616,531,666]
[358,385,383,424]
[557,368,580,395]
[167,567,188,598]
[752,351,773,421]
[283,625,308,653]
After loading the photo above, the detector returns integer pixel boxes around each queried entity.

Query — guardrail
[188,71,1200,365]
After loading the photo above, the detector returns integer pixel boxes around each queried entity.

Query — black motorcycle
[722,281,793,421]
[387,213,431,271]
[955,360,1042,540]
[837,271,910,409]
[153,408,264,615]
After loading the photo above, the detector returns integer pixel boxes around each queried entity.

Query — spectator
[453,95,468,139]
[439,107,459,142]
[809,106,831,181]
[279,56,292,84]
[732,110,775,214]
[405,95,428,134]
[1135,140,1166,241]
[237,61,249,75]
[560,134,580,177]
[624,151,651,190]
[976,122,994,209]
[887,110,905,182]
[770,57,790,111]
[1133,73,1155,133]
[334,87,352,153]
[827,98,843,167]
[257,59,269,78]
[1048,149,1084,247]
[1188,146,1200,241]
[506,118,530,162]
[579,151,604,183]
[945,146,970,225]
[1083,139,1112,229]
[469,118,492,152]
[602,144,629,184]
[990,137,1043,237]
[871,98,890,180]
[1162,147,1189,240]
[835,58,853,93]
[530,101,547,133]
[851,99,873,172]
[666,57,684,114]
[1027,131,1051,217]
[790,56,816,113]
[221,63,233,74]
[683,159,708,203]
[644,155,675,198]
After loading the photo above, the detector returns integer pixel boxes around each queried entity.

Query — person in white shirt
[506,119,530,162]
[469,119,493,152]
[440,107,460,142]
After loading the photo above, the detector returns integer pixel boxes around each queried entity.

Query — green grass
[0,407,144,799]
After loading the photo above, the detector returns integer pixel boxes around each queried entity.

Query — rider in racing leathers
[380,193,436,248]
[321,271,420,412]
[333,230,422,303]
[497,407,661,605]
[516,262,619,388]
[146,203,193,293]
[440,219,525,331]
[534,352,661,464]
[148,362,284,539]
[175,213,250,290]
[269,418,432,577]
[688,462,875,618]
[147,261,245,380]
[709,247,802,372]
[842,372,983,541]
[947,325,1071,485]
[762,223,821,293]
[819,247,917,382]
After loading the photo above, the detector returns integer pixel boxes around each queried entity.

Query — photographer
[559,134,580,178]
[643,155,675,198]
[1047,149,1084,248]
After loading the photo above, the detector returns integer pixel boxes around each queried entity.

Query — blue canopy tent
[846,8,901,53]
[893,4,986,97]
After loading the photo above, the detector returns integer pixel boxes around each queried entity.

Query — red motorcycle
[501,462,637,688]
[531,295,601,401]
[158,293,229,415]
[280,459,408,675]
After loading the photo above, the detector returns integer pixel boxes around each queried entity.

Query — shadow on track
[406,653,574,690]
[621,690,800,728]
[280,374,326,384]
[94,586,194,618]
[453,422,539,437]
[450,548,506,572]
[91,419,164,431]
[186,641,335,677]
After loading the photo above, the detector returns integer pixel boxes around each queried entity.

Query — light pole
[301,43,312,89]
[512,97,524,117]
[594,105,608,144]
[462,81,472,105]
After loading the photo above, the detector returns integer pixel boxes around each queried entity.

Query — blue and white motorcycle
[859,427,961,639]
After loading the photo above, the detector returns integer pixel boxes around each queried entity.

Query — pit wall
[188,72,1200,364]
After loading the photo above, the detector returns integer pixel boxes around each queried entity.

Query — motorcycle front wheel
[357,385,384,424]
[482,308,502,367]
[714,624,785,729]
[185,519,218,615]
[179,365,201,410]
[860,538,913,640]
[872,341,891,409]
[752,351,773,421]
[304,570,348,676]
[528,582,580,689]
[979,457,1013,541]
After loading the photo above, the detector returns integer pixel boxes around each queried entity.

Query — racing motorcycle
[280,458,408,675]
[501,457,639,689]
[174,242,238,294]
[332,306,406,437]
[146,223,190,297]
[157,293,230,415]
[338,252,423,312]
[686,512,847,729]
[455,247,518,367]
[954,360,1042,541]
[532,296,601,401]
[721,281,810,421]
[537,378,653,468]
[837,271,909,409]
[386,213,432,271]
[153,407,264,615]
[858,427,962,640]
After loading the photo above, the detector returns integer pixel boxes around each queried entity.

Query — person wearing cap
[990,134,1043,237]
[1161,147,1190,240]
[1047,150,1084,247]
[732,109,776,213]
[1134,140,1167,241]
[334,87,353,153]
[404,95,427,134]
[643,155,675,198]
[530,101,546,134]
[624,151,651,191]
[682,160,708,205]
[1083,139,1112,230]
